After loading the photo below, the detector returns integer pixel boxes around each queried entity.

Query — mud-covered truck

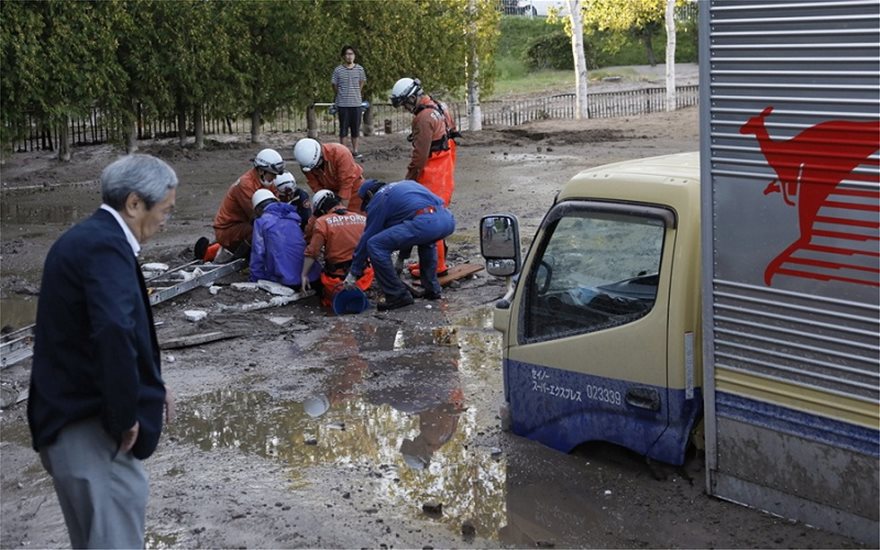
[480,0,878,543]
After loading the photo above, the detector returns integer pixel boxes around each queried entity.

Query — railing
[5,85,699,153]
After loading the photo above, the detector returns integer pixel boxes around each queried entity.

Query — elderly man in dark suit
[27,154,178,548]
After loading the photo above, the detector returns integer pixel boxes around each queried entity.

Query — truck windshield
[523,208,667,341]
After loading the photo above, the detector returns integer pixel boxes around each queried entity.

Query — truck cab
[482,152,701,465]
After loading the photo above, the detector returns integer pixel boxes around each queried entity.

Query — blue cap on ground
[332,287,370,315]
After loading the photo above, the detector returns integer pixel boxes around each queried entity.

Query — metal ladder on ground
[0,259,246,370]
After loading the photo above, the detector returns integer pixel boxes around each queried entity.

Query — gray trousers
[39,417,148,549]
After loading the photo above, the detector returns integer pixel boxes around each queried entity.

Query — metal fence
[6,85,699,153]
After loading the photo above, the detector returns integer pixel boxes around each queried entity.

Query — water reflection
[0,202,88,225]
[170,320,510,537]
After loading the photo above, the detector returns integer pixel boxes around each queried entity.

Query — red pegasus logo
[740,106,880,287]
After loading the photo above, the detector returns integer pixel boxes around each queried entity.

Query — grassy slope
[491,15,697,99]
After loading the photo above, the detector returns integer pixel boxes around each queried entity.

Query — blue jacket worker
[28,154,177,548]
[250,189,321,288]
[346,179,455,311]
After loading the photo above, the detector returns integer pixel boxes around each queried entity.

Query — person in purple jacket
[345,179,455,311]
[249,189,321,289]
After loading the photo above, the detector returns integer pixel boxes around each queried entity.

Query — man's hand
[302,274,312,292]
[343,272,357,290]
[119,421,140,454]
[165,385,176,424]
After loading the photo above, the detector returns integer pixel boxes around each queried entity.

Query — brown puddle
[168,313,520,539]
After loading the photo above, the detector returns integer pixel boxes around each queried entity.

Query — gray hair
[101,154,179,210]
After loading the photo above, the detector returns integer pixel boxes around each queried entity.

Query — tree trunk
[194,104,204,150]
[177,103,187,148]
[306,105,318,138]
[250,110,260,143]
[125,98,138,153]
[466,0,482,131]
[665,0,677,112]
[567,0,589,119]
[58,116,71,162]
[363,106,373,137]
[642,29,657,67]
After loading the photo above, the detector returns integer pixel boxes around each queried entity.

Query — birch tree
[567,0,589,119]
[467,0,483,131]
[665,0,676,111]
[585,0,684,107]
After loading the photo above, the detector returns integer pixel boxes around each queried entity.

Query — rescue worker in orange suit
[212,148,285,254]
[301,190,374,308]
[293,138,365,214]
[390,77,459,277]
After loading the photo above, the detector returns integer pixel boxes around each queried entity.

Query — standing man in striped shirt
[331,45,367,159]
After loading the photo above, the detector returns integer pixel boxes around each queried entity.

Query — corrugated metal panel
[705,0,880,416]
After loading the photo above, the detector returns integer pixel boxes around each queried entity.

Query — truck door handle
[626,387,661,411]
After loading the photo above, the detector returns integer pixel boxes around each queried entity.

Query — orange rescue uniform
[406,95,457,272]
[305,208,374,308]
[212,168,276,250]
[303,143,365,213]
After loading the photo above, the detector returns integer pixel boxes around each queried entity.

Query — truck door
[504,201,686,463]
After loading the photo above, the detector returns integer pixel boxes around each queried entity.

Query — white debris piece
[142,262,169,272]
[231,282,260,292]
[181,267,204,281]
[165,354,176,363]
[257,279,295,296]
[604,490,612,496]
[268,316,293,326]
[184,310,207,322]
[208,285,221,295]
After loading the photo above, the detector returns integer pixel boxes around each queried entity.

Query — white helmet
[312,189,339,216]
[390,77,422,107]
[251,188,277,210]
[293,138,322,172]
[275,171,296,193]
[253,148,285,175]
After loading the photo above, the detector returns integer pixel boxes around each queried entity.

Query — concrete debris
[182,267,205,282]
[142,262,169,272]
[231,282,260,292]
[219,291,314,313]
[208,285,221,295]
[256,279,296,296]
[184,310,208,322]
[268,316,293,326]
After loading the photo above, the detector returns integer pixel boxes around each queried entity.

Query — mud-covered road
[0,103,864,548]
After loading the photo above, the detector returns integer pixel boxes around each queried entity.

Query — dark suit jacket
[28,208,166,460]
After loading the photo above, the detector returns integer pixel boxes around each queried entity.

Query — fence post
[362,106,373,137]
[306,103,318,138]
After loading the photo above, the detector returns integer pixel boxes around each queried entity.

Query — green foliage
[495,8,697,92]
[0,0,502,151]
[524,30,601,71]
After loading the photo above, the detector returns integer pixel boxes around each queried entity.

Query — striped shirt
[331,64,366,107]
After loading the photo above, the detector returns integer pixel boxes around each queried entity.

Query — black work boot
[377,293,415,311]
[193,237,210,261]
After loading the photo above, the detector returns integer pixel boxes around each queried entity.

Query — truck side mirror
[480,214,521,277]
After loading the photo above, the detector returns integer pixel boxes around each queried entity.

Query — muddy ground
[0,90,865,549]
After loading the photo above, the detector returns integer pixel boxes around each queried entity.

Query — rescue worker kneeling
[344,179,455,311]
[250,189,321,289]
[301,190,374,308]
